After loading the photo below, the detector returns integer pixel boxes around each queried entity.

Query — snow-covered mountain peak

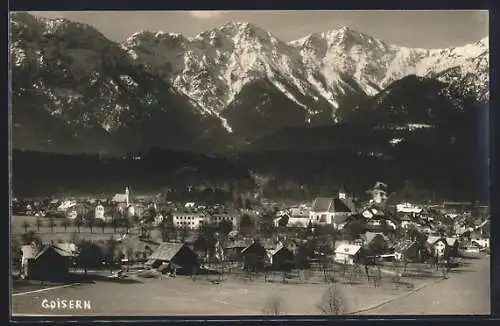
[124,30,187,46]
[11,13,489,141]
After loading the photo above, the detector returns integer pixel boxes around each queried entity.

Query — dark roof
[149,242,185,261]
[311,197,354,213]
[392,240,417,253]
[241,241,266,254]
[339,197,356,212]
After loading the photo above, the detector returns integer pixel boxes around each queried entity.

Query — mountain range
[10,12,489,154]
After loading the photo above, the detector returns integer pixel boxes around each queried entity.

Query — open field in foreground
[11,256,490,316]
[355,254,490,315]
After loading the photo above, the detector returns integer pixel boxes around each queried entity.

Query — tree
[143,207,156,224]
[193,236,212,261]
[48,218,57,233]
[244,198,253,210]
[278,215,289,228]
[111,218,120,234]
[307,220,314,235]
[96,219,106,233]
[21,221,31,234]
[21,230,40,245]
[122,218,131,233]
[294,245,311,273]
[179,226,190,242]
[86,218,95,233]
[219,220,233,237]
[103,236,118,271]
[60,219,70,232]
[239,214,254,236]
[126,246,135,263]
[235,196,243,209]
[262,295,284,316]
[259,210,277,238]
[317,284,348,315]
[158,219,170,242]
[11,239,22,268]
[343,220,367,239]
[73,217,83,233]
[367,236,389,256]
[165,212,176,241]
[76,240,105,276]
[35,218,44,232]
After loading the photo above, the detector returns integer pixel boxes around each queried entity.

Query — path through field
[355,255,490,315]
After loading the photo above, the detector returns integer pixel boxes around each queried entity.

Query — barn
[146,242,199,275]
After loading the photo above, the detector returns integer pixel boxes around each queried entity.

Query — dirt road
[356,255,491,315]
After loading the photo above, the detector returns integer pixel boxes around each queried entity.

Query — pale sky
[28,10,488,48]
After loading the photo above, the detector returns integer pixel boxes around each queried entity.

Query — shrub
[262,294,284,315]
[317,283,348,315]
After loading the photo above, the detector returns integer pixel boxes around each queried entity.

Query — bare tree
[48,218,57,233]
[317,283,348,315]
[35,218,44,232]
[126,246,135,264]
[73,217,83,233]
[86,218,95,233]
[262,294,284,316]
[21,221,31,234]
[60,219,70,232]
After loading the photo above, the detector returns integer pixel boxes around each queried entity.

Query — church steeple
[338,184,347,199]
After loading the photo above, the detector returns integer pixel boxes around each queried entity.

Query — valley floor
[11,256,490,317]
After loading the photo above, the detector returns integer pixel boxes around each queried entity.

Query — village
[11,181,490,315]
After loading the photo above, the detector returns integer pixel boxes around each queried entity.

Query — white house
[112,187,130,206]
[153,214,164,227]
[471,238,489,248]
[57,200,76,212]
[94,204,105,220]
[368,182,388,205]
[334,243,363,265]
[396,203,423,214]
[207,213,239,228]
[173,212,205,229]
[274,206,311,228]
[427,236,447,257]
[184,202,196,209]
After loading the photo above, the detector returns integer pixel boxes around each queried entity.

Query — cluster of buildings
[12,187,241,230]
[14,182,490,282]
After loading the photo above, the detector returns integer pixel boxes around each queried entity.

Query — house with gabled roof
[334,243,365,265]
[266,242,294,271]
[224,239,252,262]
[309,189,355,229]
[20,244,75,281]
[426,236,448,258]
[241,240,267,272]
[390,239,424,262]
[146,242,198,275]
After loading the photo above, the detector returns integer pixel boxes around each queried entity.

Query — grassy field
[12,256,487,316]
[11,274,412,316]
[11,261,444,316]
[11,215,128,243]
[11,215,162,257]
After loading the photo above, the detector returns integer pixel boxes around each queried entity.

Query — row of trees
[20,216,135,234]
